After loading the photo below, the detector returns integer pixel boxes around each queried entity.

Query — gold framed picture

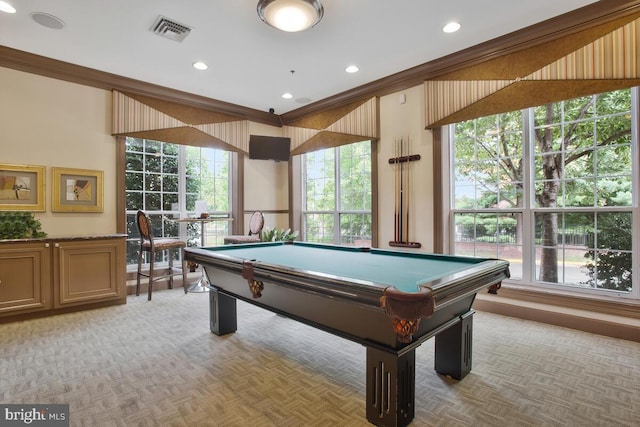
[52,167,104,213]
[0,164,46,211]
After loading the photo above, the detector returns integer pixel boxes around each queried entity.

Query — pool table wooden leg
[434,310,474,380]
[209,288,237,335]
[365,346,415,427]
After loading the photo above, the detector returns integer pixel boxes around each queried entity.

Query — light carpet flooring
[1,288,640,427]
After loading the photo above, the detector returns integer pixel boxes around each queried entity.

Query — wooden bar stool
[136,210,188,300]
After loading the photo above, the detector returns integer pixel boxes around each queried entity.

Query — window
[450,89,637,296]
[125,137,231,267]
[302,141,372,246]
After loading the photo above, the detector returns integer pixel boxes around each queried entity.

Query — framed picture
[52,167,104,212]
[0,164,46,211]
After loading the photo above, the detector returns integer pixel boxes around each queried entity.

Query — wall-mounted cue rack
[388,137,421,249]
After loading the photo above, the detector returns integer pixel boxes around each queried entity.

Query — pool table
[184,241,509,427]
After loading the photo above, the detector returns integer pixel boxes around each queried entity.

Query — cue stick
[394,138,399,242]
[399,137,404,243]
[402,137,407,242]
[405,137,410,244]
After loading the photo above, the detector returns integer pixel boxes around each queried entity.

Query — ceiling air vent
[150,15,192,42]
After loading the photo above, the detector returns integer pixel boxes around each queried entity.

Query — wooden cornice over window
[112,91,249,152]
[425,12,640,128]
[287,97,379,155]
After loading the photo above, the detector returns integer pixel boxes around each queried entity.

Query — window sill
[473,283,640,342]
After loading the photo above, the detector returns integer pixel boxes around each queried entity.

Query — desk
[175,216,232,292]
[184,241,510,426]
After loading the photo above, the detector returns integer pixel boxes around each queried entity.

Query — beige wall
[0,67,117,236]
[378,85,434,251]
[1,66,436,249]
[245,122,290,231]
[255,85,437,249]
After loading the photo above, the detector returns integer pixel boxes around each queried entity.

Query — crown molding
[1,0,638,127]
[280,0,640,124]
[0,45,282,127]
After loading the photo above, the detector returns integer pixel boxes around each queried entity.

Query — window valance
[112,91,249,152]
[285,97,379,155]
[425,12,640,128]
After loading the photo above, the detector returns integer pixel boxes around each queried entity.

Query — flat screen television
[249,135,291,162]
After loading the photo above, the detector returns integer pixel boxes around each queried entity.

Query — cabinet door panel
[54,239,124,307]
[0,244,50,314]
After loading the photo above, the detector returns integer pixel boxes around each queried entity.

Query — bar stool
[136,210,188,300]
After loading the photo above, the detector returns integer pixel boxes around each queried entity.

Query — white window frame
[445,89,639,300]
[124,137,232,270]
[301,141,373,246]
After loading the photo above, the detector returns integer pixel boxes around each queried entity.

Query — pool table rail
[186,246,388,306]
[426,258,510,308]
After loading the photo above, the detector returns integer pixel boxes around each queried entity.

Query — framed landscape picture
[52,167,104,212]
[0,164,46,211]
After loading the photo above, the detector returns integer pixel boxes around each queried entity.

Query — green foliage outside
[304,141,372,244]
[584,212,632,292]
[453,89,633,291]
[125,138,230,264]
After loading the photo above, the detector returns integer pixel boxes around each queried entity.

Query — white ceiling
[0,0,598,115]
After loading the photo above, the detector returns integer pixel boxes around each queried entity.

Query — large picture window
[450,89,637,296]
[125,137,231,268]
[302,141,372,246]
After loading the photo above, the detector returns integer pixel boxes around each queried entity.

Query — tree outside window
[303,141,372,246]
[452,89,634,293]
[125,137,231,268]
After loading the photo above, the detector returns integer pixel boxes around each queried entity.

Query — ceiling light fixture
[345,65,359,73]
[193,61,208,70]
[442,21,461,33]
[282,92,293,99]
[257,0,323,32]
[0,1,16,13]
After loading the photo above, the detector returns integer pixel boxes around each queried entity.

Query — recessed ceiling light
[442,21,461,33]
[0,1,16,13]
[345,65,359,73]
[193,61,208,70]
[31,12,66,29]
[282,92,293,99]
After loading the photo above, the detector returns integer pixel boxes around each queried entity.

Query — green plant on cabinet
[0,211,47,239]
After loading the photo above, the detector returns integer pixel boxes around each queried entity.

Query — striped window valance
[112,91,249,152]
[425,14,640,129]
[285,97,379,155]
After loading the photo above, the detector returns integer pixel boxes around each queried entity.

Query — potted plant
[261,227,298,242]
[0,211,47,239]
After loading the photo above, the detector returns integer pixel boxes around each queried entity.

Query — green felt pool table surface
[197,241,495,294]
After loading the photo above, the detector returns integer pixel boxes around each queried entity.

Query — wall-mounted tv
[249,135,291,162]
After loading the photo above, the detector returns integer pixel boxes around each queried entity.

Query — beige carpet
[1,288,640,427]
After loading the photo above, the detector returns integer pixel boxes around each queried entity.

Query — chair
[136,210,188,301]
[223,211,264,244]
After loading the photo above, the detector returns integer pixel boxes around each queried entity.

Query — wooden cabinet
[0,241,51,315]
[53,237,125,308]
[0,235,126,320]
